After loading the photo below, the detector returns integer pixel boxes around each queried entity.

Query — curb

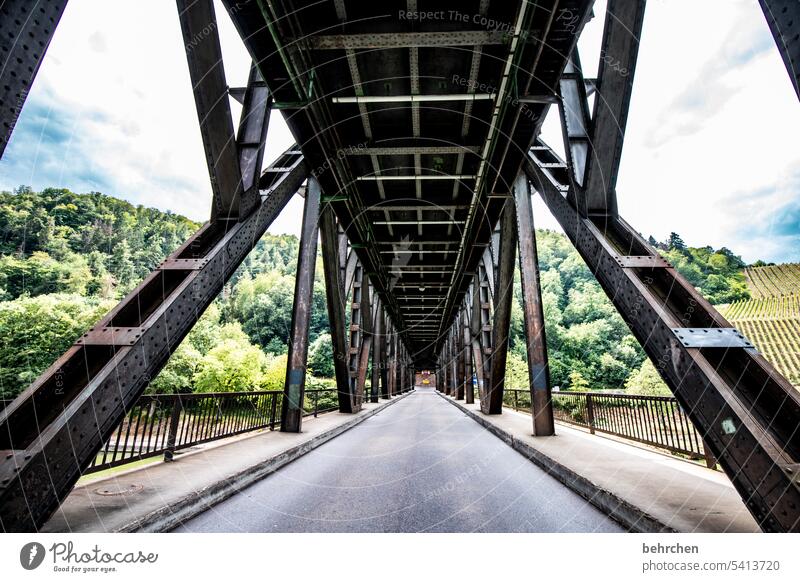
[118,390,414,532]
[436,391,676,533]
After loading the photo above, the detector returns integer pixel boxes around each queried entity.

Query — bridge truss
[1,0,799,532]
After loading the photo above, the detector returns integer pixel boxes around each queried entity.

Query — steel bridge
[1,0,799,532]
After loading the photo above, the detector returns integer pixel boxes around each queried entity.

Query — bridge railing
[84,388,338,475]
[504,389,713,464]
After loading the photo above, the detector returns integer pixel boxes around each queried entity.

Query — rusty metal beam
[281,176,322,433]
[759,0,800,100]
[303,31,508,50]
[584,0,647,212]
[370,295,382,403]
[0,0,69,159]
[320,205,354,413]
[513,173,554,436]
[487,201,517,415]
[235,63,272,218]
[355,281,374,407]
[178,0,243,220]
[0,147,307,531]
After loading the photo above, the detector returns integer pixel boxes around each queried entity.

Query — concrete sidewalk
[438,393,760,533]
[43,394,411,533]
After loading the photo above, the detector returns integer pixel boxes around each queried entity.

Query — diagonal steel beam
[177,0,242,219]
[759,0,800,100]
[583,0,646,213]
[0,147,307,531]
[0,0,69,159]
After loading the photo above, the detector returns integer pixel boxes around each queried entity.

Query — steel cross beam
[281,177,322,433]
[526,140,800,532]
[0,147,307,531]
[0,0,69,159]
[760,0,800,100]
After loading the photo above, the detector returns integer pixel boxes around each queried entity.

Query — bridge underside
[0,0,799,533]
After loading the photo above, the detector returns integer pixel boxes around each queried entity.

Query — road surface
[173,388,624,532]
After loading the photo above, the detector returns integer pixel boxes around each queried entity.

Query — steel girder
[177,0,243,220]
[281,177,322,432]
[760,0,800,100]
[526,140,800,532]
[513,174,555,436]
[0,0,69,159]
[0,147,307,531]
[320,206,356,413]
[583,0,646,212]
[485,201,517,414]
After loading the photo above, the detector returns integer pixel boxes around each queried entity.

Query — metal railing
[84,388,338,474]
[504,389,715,465]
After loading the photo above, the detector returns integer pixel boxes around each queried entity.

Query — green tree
[0,293,114,398]
[625,360,671,396]
[308,333,335,377]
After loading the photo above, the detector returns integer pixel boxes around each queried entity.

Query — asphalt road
[173,388,624,532]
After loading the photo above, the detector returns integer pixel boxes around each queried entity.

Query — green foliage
[308,333,334,378]
[0,293,114,398]
[193,323,270,393]
[568,370,590,391]
[625,360,672,397]
[0,251,91,299]
[0,187,199,299]
[654,233,750,304]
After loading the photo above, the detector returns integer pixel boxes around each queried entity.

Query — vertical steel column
[380,311,390,399]
[471,276,489,411]
[370,295,382,403]
[354,281,373,406]
[457,306,469,401]
[486,201,517,414]
[177,0,243,220]
[320,206,354,413]
[513,174,554,436]
[454,326,466,396]
[347,261,366,411]
[461,304,476,402]
[0,0,69,159]
[281,178,322,432]
[463,307,474,402]
[387,325,397,397]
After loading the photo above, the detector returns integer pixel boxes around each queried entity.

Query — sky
[0,0,798,263]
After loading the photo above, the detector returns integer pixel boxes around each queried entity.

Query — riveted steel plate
[671,328,755,349]
[160,258,210,270]
[615,255,670,269]
[76,327,148,346]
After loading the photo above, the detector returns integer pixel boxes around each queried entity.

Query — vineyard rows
[744,263,800,299]
[722,293,800,320]
[729,319,800,386]
[720,264,800,387]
